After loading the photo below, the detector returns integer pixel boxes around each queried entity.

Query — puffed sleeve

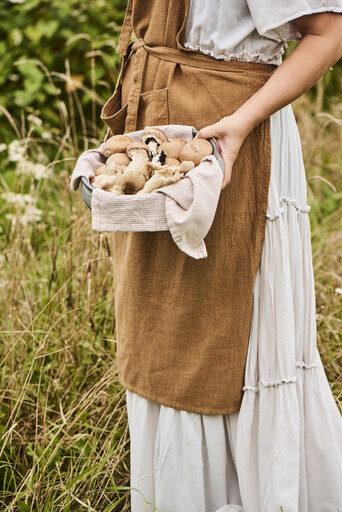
[247,0,342,41]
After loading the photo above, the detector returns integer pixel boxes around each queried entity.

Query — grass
[0,61,341,511]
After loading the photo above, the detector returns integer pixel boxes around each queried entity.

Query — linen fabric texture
[101,0,275,415]
[70,125,224,259]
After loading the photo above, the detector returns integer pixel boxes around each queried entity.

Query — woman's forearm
[234,13,342,134]
[196,12,342,185]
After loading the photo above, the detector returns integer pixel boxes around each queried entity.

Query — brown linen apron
[101,0,275,414]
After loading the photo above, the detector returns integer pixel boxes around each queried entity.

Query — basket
[80,128,225,210]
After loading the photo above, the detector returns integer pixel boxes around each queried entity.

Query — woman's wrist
[229,109,256,139]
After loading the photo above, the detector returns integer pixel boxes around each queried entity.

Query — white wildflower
[0,143,7,153]
[335,288,342,295]
[42,131,52,140]
[11,28,23,46]
[32,163,48,179]
[27,114,42,126]
[2,192,36,207]
[5,213,17,228]
[8,140,26,162]
[8,73,20,81]
[16,157,52,180]
[19,205,43,226]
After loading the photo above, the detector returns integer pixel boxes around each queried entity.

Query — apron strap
[117,0,134,57]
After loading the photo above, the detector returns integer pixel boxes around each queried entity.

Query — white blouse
[184,0,342,65]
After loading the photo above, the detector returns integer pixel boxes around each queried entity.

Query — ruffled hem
[242,360,319,392]
[266,196,311,220]
[183,42,283,65]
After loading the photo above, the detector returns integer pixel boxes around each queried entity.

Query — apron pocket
[101,84,128,135]
[137,88,169,129]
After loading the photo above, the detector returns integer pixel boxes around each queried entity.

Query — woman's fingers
[195,116,249,188]
[195,123,220,140]
[197,128,232,187]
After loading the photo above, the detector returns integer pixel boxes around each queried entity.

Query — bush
[0,0,127,142]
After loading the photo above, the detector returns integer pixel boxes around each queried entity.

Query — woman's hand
[196,12,342,189]
[195,113,253,188]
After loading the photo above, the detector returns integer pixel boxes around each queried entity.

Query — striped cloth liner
[70,125,224,259]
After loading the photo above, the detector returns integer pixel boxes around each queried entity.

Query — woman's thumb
[195,124,218,140]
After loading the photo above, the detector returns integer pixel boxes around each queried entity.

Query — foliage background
[0,1,341,511]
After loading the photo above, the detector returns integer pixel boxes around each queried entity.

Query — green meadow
[0,1,341,510]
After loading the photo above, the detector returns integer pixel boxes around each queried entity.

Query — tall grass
[0,57,341,511]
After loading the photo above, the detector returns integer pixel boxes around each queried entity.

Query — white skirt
[125,105,342,512]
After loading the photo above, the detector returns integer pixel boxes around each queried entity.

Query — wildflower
[10,28,23,46]
[0,143,7,153]
[19,205,43,226]
[2,192,36,207]
[16,157,52,180]
[335,288,342,295]
[8,140,26,162]
[27,114,42,126]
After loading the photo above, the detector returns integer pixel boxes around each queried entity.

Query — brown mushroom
[92,173,117,191]
[141,127,168,155]
[179,139,213,166]
[102,134,132,157]
[126,141,150,160]
[94,164,107,176]
[158,138,187,160]
[112,170,147,195]
[165,157,181,167]
[106,153,131,173]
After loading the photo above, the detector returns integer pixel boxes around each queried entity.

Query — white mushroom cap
[179,139,213,166]
[102,134,132,157]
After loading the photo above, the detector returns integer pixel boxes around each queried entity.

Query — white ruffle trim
[183,42,283,65]
[266,196,311,220]
[243,360,319,392]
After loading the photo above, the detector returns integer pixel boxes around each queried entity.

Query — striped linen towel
[70,125,223,259]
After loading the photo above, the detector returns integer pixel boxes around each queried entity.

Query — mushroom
[165,157,181,167]
[138,168,182,195]
[102,134,132,157]
[106,152,131,173]
[141,127,168,156]
[179,139,213,166]
[111,170,147,195]
[92,173,117,191]
[125,142,151,180]
[148,159,195,174]
[94,164,107,176]
[158,138,187,160]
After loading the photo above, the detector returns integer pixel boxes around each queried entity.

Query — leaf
[24,20,59,44]
[17,500,30,512]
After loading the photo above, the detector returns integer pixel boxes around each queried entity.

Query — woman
[100,1,342,510]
